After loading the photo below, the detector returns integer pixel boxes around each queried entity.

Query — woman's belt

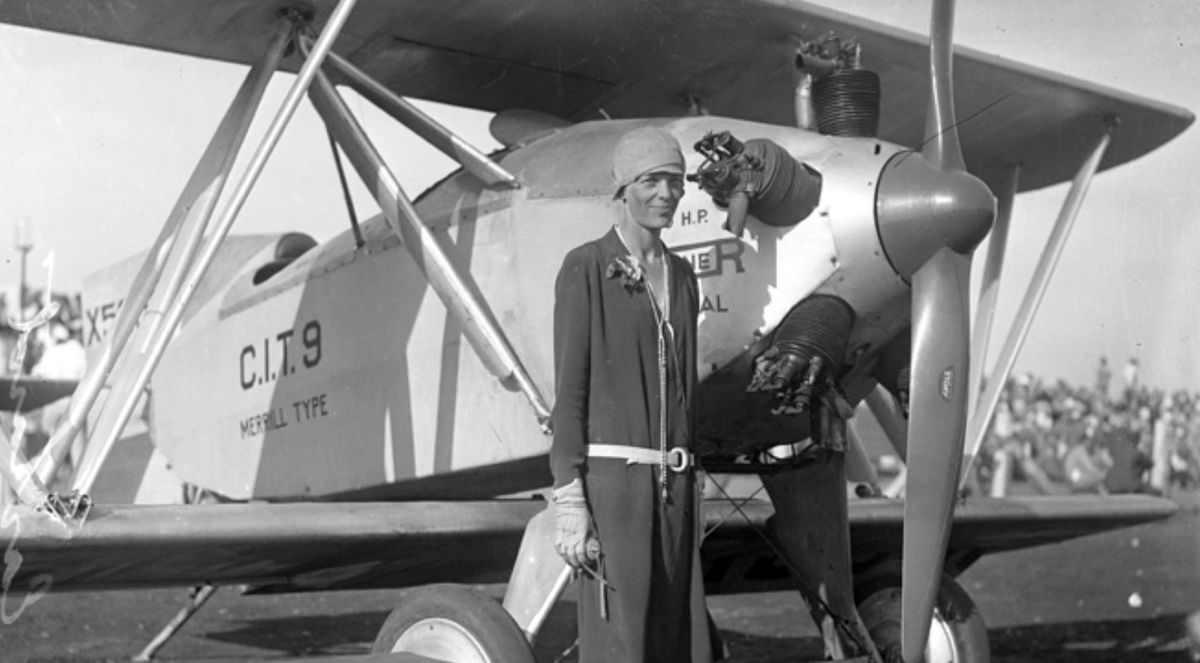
[588,443,693,473]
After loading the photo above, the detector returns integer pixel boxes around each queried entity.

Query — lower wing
[1,494,1175,594]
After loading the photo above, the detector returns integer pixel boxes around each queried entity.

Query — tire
[854,565,990,663]
[372,584,536,663]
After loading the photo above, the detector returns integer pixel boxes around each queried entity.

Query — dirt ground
[2,490,1197,662]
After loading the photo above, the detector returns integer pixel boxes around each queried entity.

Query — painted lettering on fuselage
[83,299,124,346]
[671,238,746,279]
[677,208,711,226]
[292,393,329,422]
[239,407,288,437]
[239,320,322,390]
[238,393,330,439]
[699,295,729,313]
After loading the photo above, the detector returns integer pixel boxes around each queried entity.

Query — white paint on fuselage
[661,118,910,377]
[142,116,917,499]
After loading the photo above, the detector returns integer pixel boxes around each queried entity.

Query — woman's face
[622,170,684,231]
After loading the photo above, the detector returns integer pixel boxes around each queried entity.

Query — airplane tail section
[62,236,285,504]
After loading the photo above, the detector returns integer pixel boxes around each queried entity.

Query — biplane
[0,0,1191,661]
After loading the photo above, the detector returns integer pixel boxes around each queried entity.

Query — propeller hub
[875,151,995,280]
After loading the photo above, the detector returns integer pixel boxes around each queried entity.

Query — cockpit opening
[253,232,317,285]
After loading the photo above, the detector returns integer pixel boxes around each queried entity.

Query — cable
[706,470,869,655]
[326,129,365,248]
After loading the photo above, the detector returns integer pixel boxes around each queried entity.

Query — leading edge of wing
[4,494,1172,595]
[701,493,1177,566]
[1,500,544,594]
[846,493,1179,559]
[2,0,1190,193]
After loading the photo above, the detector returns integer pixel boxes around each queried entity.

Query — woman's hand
[552,479,598,569]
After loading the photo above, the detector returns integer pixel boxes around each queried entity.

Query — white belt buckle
[667,447,692,473]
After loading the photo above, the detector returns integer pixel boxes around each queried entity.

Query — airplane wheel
[372,584,535,663]
[855,568,990,663]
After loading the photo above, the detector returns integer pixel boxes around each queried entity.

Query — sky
[0,0,1197,392]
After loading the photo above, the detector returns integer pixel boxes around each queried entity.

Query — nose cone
[875,152,995,280]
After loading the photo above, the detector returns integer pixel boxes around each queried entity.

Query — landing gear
[855,566,990,663]
[372,584,536,663]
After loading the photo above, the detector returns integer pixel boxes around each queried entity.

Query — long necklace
[615,226,673,502]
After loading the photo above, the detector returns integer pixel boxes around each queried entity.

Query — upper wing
[0,1,1191,192]
[2,494,1174,594]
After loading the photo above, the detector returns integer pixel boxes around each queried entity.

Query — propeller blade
[901,2,974,659]
[903,247,970,663]
[923,0,963,170]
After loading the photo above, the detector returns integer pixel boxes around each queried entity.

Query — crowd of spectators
[0,290,85,380]
[0,291,87,475]
[978,356,1200,497]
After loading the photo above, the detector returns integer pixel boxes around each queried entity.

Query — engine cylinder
[812,69,881,138]
[741,138,822,227]
[770,295,855,377]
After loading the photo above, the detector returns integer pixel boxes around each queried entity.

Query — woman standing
[550,126,717,662]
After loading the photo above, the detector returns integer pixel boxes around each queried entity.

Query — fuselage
[88,116,917,500]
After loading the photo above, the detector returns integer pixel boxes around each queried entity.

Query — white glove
[553,478,598,570]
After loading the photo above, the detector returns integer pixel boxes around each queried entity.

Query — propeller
[902,248,970,662]
[874,1,996,660]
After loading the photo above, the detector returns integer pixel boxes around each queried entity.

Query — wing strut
[132,585,217,662]
[863,384,909,498]
[967,166,1020,427]
[318,47,522,189]
[865,383,909,461]
[68,0,363,495]
[303,54,553,430]
[32,18,294,492]
[844,421,882,488]
[959,126,1113,488]
[0,423,54,507]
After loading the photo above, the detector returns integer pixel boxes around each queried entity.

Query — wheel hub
[858,587,963,662]
[393,617,491,662]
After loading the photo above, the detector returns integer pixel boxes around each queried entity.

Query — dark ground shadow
[202,610,389,657]
[538,610,1195,662]
[195,604,1194,662]
[198,599,828,662]
[989,614,1194,662]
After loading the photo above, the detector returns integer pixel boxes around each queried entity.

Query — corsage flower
[606,254,646,293]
